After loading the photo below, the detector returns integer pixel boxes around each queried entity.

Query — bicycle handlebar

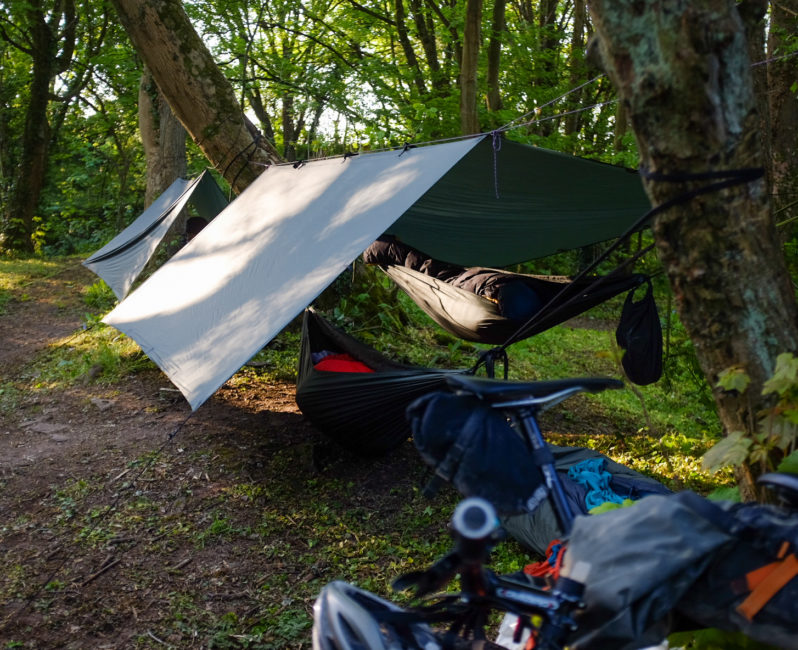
[393,498,585,649]
[451,497,500,564]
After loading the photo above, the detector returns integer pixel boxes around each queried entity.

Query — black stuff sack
[615,278,662,385]
[406,391,544,515]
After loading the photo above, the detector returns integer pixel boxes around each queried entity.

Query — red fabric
[314,353,374,373]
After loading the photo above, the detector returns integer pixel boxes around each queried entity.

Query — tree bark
[111,0,281,194]
[459,0,482,135]
[393,0,428,95]
[139,67,187,208]
[2,0,76,252]
[564,0,587,136]
[768,0,798,230]
[587,0,798,501]
[486,0,507,113]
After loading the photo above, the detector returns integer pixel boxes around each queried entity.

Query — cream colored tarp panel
[104,138,481,409]
[83,177,197,299]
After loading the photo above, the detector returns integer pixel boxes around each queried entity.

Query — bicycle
[312,373,798,650]
[313,373,623,650]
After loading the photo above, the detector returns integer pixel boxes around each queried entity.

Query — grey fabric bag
[561,492,798,649]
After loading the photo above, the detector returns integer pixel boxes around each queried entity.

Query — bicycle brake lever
[392,551,461,598]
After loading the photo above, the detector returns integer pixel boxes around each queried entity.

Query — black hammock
[296,308,466,456]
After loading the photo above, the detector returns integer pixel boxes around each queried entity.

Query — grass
[0,258,748,648]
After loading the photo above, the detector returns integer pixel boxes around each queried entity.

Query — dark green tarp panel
[390,137,650,267]
[84,171,228,299]
[296,308,464,456]
[380,265,647,345]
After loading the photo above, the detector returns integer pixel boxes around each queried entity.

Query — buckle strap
[736,552,798,621]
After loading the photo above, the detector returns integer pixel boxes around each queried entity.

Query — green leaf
[715,366,750,393]
[762,352,798,396]
[777,449,798,475]
[701,431,752,473]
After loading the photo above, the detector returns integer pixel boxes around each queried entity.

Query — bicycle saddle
[446,374,623,402]
[758,472,798,509]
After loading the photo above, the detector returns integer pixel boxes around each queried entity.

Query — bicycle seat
[446,374,623,403]
[758,472,798,509]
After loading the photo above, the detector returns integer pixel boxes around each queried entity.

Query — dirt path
[0,263,444,649]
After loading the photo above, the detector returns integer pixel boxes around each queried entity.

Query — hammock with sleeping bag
[363,235,648,346]
[296,308,466,456]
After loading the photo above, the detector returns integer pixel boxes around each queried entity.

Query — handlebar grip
[451,497,499,564]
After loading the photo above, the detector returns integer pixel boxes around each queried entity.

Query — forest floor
[0,262,452,649]
[0,260,709,650]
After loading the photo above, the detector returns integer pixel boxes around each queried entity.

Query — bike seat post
[515,406,574,535]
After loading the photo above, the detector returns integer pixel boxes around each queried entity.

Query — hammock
[296,308,465,456]
[381,264,647,345]
[362,234,648,345]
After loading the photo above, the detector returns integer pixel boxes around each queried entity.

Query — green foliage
[82,280,117,312]
[703,353,798,475]
[669,627,781,649]
[702,431,753,474]
[777,449,798,475]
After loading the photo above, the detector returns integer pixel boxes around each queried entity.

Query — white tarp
[83,177,196,299]
[83,171,228,300]
[104,138,481,409]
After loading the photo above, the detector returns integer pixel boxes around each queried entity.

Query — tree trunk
[3,0,76,252]
[768,0,798,231]
[111,0,281,194]
[486,0,507,113]
[393,0,428,96]
[564,0,587,136]
[139,67,187,208]
[460,0,482,135]
[587,0,798,501]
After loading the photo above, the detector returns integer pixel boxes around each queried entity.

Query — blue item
[567,458,626,510]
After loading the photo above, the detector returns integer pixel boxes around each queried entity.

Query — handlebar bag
[407,391,544,514]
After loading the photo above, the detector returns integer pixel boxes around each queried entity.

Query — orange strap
[737,552,798,621]
[524,539,565,581]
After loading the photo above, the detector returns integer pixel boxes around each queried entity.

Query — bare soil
[0,264,444,649]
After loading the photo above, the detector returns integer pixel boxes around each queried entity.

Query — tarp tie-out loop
[473,347,509,379]
[399,143,417,156]
[638,166,764,184]
[491,130,502,199]
[494,164,765,352]
[342,151,359,161]
[227,133,271,200]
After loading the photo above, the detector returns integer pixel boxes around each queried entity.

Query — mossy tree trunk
[111,0,282,194]
[138,66,187,208]
[588,0,798,500]
[459,0,482,134]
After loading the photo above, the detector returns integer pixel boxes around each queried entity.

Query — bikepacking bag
[406,391,546,514]
[615,278,663,386]
[560,491,798,649]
